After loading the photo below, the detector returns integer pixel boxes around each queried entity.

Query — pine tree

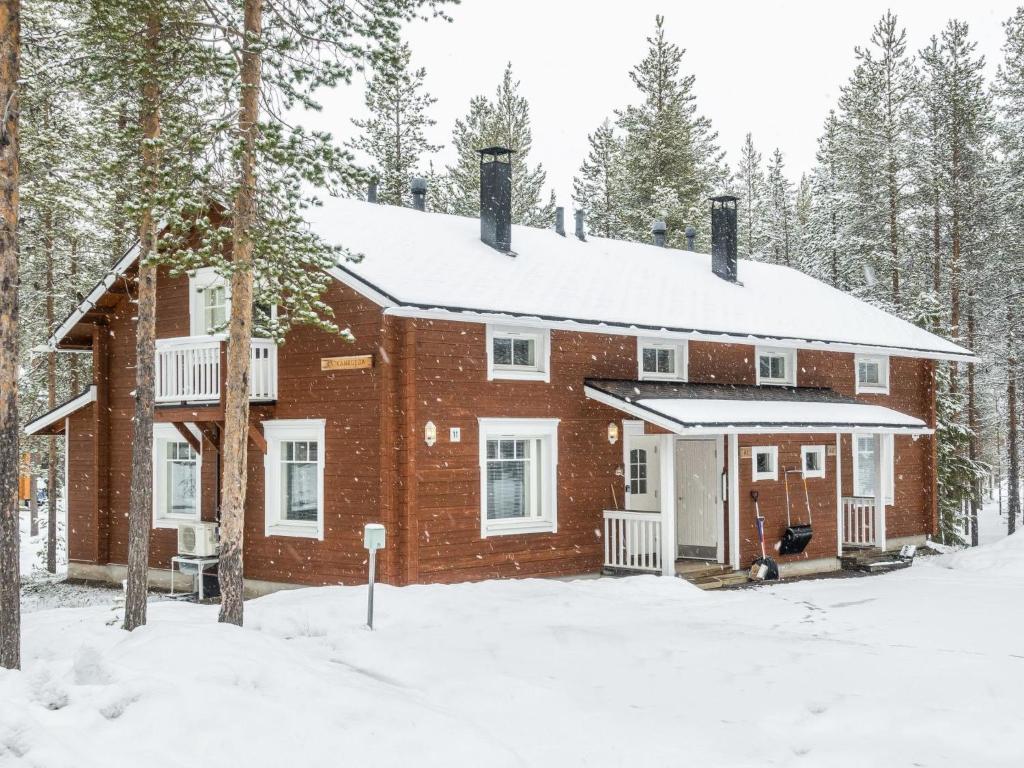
[734,133,766,258]
[0,0,21,671]
[572,119,626,239]
[350,41,440,207]
[615,15,727,247]
[437,63,553,226]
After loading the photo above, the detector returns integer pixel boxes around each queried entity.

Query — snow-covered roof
[584,379,930,435]
[308,198,972,361]
[24,386,97,436]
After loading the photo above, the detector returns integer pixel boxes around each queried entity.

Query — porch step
[687,570,751,590]
[675,561,749,590]
[840,549,912,573]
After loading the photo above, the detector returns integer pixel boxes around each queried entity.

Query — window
[486,326,550,382]
[856,355,890,394]
[152,424,201,527]
[752,446,778,481]
[189,267,231,336]
[629,448,648,494]
[478,418,558,536]
[801,445,826,479]
[264,420,326,539]
[638,338,687,381]
[853,434,895,503]
[756,347,796,386]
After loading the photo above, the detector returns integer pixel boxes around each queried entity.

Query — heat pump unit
[177,521,219,557]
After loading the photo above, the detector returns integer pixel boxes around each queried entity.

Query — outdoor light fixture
[607,422,619,444]
[424,421,437,447]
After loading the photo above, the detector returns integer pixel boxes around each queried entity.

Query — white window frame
[751,446,778,482]
[801,445,826,479]
[152,423,202,529]
[263,419,326,540]
[756,346,796,386]
[486,325,550,382]
[188,267,231,336]
[855,354,890,395]
[478,417,559,537]
[852,433,895,503]
[637,338,688,381]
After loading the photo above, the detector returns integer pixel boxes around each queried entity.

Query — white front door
[625,435,661,512]
[675,439,719,559]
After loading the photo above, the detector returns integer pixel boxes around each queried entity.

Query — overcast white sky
[308,0,1019,208]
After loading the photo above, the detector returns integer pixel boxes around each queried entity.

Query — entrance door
[675,439,719,559]
[625,436,660,512]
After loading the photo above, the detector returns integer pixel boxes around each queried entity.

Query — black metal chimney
[478,146,514,252]
[711,196,738,282]
[411,177,427,211]
[575,209,586,241]
[685,225,696,251]
[367,179,378,204]
[651,219,667,247]
[555,206,566,236]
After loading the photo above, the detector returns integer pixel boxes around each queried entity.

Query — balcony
[155,336,277,404]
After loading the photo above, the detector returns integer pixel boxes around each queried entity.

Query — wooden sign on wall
[321,354,374,371]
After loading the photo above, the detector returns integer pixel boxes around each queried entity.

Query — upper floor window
[152,423,201,528]
[855,355,889,395]
[756,347,796,386]
[638,338,687,381]
[189,267,230,336]
[486,325,550,382]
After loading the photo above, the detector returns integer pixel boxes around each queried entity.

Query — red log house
[26,148,975,594]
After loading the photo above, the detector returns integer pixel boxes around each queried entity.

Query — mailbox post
[363,523,386,629]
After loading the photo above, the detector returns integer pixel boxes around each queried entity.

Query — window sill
[751,474,777,482]
[154,517,200,530]
[483,520,555,537]
[489,367,549,383]
[803,470,826,480]
[266,523,322,540]
[756,380,794,387]
[639,373,686,382]
[856,385,890,395]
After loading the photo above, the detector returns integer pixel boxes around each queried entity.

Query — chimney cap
[477,146,515,159]
[651,218,668,234]
[411,176,427,193]
[710,195,739,205]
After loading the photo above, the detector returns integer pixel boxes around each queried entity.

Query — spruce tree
[734,133,766,258]
[572,119,626,239]
[350,41,440,207]
[763,149,794,266]
[615,15,727,247]
[438,63,553,226]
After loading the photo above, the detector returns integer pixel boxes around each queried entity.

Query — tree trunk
[123,10,162,632]
[0,0,21,671]
[45,210,56,573]
[966,291,978,546]
[1008,313,1019,537]
[218,0,262,627]
[28,467,36,537]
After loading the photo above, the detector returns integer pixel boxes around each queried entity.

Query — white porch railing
[842,496,876,547]
[155,336,277,404]
[603,510,662,573]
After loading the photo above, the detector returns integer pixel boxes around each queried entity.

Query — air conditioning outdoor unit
[177,521,219,557]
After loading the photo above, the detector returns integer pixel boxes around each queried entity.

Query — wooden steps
[675,561,749,590]
[840,548,912,573]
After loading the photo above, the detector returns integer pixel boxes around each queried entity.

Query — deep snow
[4,504,1022,767]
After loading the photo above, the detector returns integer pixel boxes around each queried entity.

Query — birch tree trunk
[123,10,162,632]
[45,213,56,573]
[0,0,21,671]
[218,0,262,627]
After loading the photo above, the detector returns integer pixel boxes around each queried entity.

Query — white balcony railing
[155,336,277,404]
[842,497,876,547]
[603,510,662,573]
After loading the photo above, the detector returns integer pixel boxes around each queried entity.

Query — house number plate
[321,354,374,371]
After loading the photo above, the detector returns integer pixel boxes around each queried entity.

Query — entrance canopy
[585,379,931,436]
[24,386,96,436]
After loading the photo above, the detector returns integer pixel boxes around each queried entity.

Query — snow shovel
[779,468,813,555]
[748,491,778,581]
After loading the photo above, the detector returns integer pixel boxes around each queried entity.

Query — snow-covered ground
[3,503,1020,767]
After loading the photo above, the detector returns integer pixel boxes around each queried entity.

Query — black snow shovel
[748,491,778,581]
[779,468,813,555]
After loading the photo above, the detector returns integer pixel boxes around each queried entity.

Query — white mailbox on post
[364,523,386,629]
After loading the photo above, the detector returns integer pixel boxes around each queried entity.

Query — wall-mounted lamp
[607,422,619,445]
[424,421,437,447]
